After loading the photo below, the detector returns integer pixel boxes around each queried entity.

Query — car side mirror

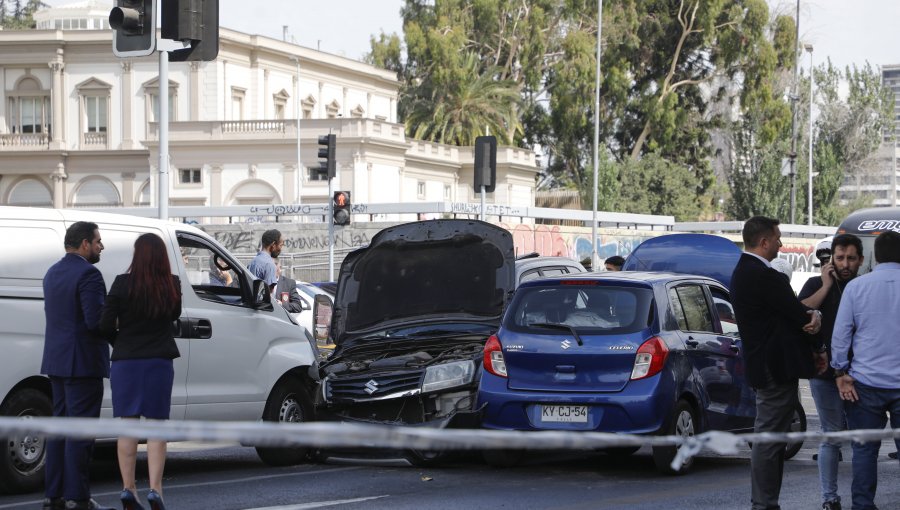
[313,294,334,348]
[252,279,272,310]
[300,298,312,311]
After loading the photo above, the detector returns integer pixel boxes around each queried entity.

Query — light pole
[291,55,302,206]
[788,0,800,224]
[806,44,814,225]
[591,0,603,270]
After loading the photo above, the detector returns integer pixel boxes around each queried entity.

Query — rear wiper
[528,322,584,346]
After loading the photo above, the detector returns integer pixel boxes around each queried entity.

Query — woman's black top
[100,273,182,361]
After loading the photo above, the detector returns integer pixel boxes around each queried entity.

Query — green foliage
[615,153,704,221]
[0,0,47,29]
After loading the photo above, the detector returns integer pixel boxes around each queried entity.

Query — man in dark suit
[274,257,304,314]
[730,216,824,510]
[41,221,114,510]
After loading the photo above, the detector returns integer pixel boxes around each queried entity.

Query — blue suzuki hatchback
[477,271,760,474]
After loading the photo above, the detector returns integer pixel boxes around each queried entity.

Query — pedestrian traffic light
[163,0,220,62]
[333,191,351,226]
[474,135,497,193]
[318,134,336,180]
[110,0,155,57]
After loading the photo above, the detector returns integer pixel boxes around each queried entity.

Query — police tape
[0,417,898,470]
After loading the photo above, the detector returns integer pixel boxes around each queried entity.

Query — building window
[325,100,340,119]
[273,89,289,120]
[350,104,365,118]
[231,87,246,121]
[143,78,179,126]
[302,96,316,119]
[417,181,426,199]
[179,169,202,185]
[85,96,108,132]
[150,93,176,122]
[444,184,451,200]
[7,76,50,135]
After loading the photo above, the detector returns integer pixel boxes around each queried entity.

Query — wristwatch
[834,369,847,378]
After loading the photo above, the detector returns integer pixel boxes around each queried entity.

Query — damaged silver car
[314,219,515,461]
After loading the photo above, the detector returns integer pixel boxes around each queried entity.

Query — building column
[190,61,200,121]
[51,162,67,209]
[282,163,296,203]
[121,60,135,149]
[48,54,65,150]
[390,97,397,124]
[317,82,324,118]
[366,93,372,119]
[121,172,136,206]
[210,164,223,206]
[342,87,348,117]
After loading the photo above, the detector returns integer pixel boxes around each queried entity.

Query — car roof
[518,270,724,288]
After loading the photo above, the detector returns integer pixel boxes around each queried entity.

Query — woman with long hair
[100,233,181,510]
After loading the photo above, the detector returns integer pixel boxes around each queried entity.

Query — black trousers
[750,378,799,510]
[45,376,103,501]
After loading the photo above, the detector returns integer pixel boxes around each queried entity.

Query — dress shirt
[831,262,900,389]
[743,251,772,268]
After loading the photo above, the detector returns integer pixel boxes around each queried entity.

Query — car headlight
[422,360,475,393]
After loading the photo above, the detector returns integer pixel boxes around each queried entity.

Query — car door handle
[555,365,576,373]
[174,318,191,338]
[728,342,740,353]
[191,318,212,339]
[685,336,699,347]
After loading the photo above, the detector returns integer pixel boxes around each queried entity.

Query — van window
[177,234,243,305]
[0,226,62,283]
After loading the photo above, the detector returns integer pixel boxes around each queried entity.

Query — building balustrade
[0,133,50,150]
[82,131,108,148]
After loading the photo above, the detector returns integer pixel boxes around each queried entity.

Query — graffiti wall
[200,221,821,276]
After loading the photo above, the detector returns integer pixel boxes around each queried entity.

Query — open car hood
[329,219,515,349]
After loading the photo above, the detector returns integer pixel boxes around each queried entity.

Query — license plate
[540,405,588,423]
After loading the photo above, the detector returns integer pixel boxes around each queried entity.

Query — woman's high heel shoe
[120,489,145,510]
[146,490,166,510]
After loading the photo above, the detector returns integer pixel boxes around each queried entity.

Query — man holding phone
[799,234,864,510]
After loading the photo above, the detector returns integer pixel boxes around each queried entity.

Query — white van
[0,206,319,494]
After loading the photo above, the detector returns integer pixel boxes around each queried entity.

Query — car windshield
[505,284,654,335]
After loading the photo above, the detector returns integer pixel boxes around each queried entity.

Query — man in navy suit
[731,216,825,510]
[41,221,113,510]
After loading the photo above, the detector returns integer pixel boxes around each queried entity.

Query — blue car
[477,271,757,473]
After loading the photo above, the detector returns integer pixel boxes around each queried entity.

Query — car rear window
[504,284,655,334]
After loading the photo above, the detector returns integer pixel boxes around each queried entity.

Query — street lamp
[805,43,814,225]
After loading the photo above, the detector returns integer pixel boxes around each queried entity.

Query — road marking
[242,495,389,509]
[0,466,363,510]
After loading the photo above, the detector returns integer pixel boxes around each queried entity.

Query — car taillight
[483,335,507,378]
[630,336,669,380]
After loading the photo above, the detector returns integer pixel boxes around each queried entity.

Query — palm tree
[405,52,522,146]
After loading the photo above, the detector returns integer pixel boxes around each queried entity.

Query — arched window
[72,178,120,207]
[227,180,280,205]
[136,179,151,206]
[7,178,52,207]
[8,75,50,135]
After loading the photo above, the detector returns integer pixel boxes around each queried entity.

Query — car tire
[256,377,313,466]
[783,402,807,460]
[482,449,524,468]
[0,388,52,494]
[652,399,697,475]
[404,449,446,467]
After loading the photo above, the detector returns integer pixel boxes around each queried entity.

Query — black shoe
[822,500,841,510]
[889,451,898,460]
[64,499,115,510]
[145,490,166,510]
[120,490,145,510]
[42,497,65,510]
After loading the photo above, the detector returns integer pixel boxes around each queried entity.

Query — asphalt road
[1,384,898,510]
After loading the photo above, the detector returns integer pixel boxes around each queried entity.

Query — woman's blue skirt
[110,358,174,419]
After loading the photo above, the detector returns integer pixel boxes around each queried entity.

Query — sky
[43,0,900,69]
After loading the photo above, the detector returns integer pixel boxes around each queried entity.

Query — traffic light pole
[158,46,169,220]
[328,177,335,281]
[480,186,486,221]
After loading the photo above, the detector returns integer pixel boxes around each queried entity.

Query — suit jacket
[275,275,304,313]
[730,253,815,387]
[100,273,182,361]
[41,252,110,378]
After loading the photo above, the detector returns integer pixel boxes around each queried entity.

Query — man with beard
[799,234,865,510]
[248,229,283,295]
[41,221,114,510]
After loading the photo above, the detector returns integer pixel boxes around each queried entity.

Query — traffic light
[110,0,155,57]
[318,134,336,180]
[333,191,351,226]
[474,135,497,193]
[163,0,220,62]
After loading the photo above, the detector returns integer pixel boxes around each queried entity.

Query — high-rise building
[838,64,899,208]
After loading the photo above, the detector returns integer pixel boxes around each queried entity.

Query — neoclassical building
[0,0,539,215]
